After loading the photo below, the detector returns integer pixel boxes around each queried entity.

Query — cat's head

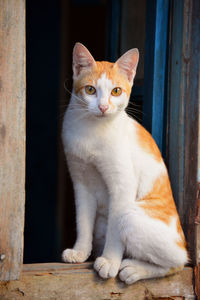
[72,43,139,118]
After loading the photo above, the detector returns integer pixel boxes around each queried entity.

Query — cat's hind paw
[94,256,120,279]
[62,248,88,263]
[119,259,148,284]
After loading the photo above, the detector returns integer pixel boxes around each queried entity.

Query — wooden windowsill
[0,263,195,299]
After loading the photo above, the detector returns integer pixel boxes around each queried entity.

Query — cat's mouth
[95,112,110,118]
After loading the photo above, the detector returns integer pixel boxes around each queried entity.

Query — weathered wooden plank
[168,1,200,297]
[168,0,200,263]
[168,0,185,221]
[196,187,200,299]
[182,0,200,265]
[0,263,194,300]
[195,263,200,300]
[23,262,93,274]
[0,0,25,281]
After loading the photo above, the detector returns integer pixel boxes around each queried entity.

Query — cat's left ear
[115,49,139,82]
[73,43,96,78]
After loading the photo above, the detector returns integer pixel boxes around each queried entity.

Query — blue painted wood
[152,0,169,152]
[143,0,169,153]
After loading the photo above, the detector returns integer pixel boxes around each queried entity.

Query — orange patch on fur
[74,61,132,96]
[176,218,187,249]
[108,95,114,109]
[139,175,177,224]
[139,175,186,249]
[134,121,162,162]
[135,121,186,250]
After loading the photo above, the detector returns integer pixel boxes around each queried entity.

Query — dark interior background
[25,0,61,262]
[24,0,146,263]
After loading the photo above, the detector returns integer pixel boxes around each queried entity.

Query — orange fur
[135,121,162,162]
[74,61,132,96]
[176,218,187,248]
[135,121,186,249]
[139,174,186,249]
[108,95,114,109]
[139,174,178,224]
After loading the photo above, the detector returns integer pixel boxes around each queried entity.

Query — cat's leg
[94,215,124,278]
[117,207,188,283]
[94,150,137,278]
[119,259,182,284]
[62,180,96,263]
[62,159,97,263]
[93,214,107,257]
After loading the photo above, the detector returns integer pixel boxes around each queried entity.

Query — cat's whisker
[127,103,143,110]
[71,111,91,122]
[128,101,141,107]
[63,78,72,92]
[126,107,143,114]
[63,82,86,105]
[126,112,143,120]
[126,108,145,118]
[126,110,143,122]
[67,104,91,114]
[126,106,142,113]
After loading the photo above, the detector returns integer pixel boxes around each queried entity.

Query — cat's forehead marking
[95,62,132,94]
[74,60,132,95]
[96,73,113,91]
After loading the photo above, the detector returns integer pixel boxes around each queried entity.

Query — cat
[61,42,188,284]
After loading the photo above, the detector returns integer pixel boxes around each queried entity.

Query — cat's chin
[95,114,109,118]
[93,111,120,120]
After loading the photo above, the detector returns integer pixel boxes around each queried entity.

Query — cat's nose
[98,104,109,114]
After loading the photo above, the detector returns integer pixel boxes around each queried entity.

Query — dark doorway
[25,0,147,263]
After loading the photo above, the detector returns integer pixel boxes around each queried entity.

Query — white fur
[119,259,170,284]
[62,62,187,283]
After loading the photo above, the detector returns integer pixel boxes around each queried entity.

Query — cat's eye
[111,87,122,96]
[85,85,96,95]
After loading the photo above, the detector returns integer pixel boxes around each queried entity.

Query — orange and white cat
[62,43,188,284]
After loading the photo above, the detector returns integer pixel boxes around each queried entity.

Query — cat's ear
[73,43,96,77]
[115,49,139,82]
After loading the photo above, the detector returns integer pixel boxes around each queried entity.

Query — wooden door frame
[168,0,200,297]
[0,0,26,281]
[0,0,199,299]
[168,0,200,263]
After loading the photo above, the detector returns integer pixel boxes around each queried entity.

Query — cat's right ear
[115,48,139,83]
[73,43,96,78]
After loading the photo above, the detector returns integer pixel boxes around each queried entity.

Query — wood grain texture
[182,0,200,265]
[0,0,25,281]
[195,263,200,300]
[0,263,194,300]
[168,0,200,264]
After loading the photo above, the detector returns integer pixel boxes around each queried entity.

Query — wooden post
[168,0,200,264]
[0,0,25,281]
[168,1,200,298]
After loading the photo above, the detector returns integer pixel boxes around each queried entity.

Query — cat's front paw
[94,256,120,279]
[62,248,88,263]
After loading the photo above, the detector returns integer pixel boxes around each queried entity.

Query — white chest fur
[62,100,166,202]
